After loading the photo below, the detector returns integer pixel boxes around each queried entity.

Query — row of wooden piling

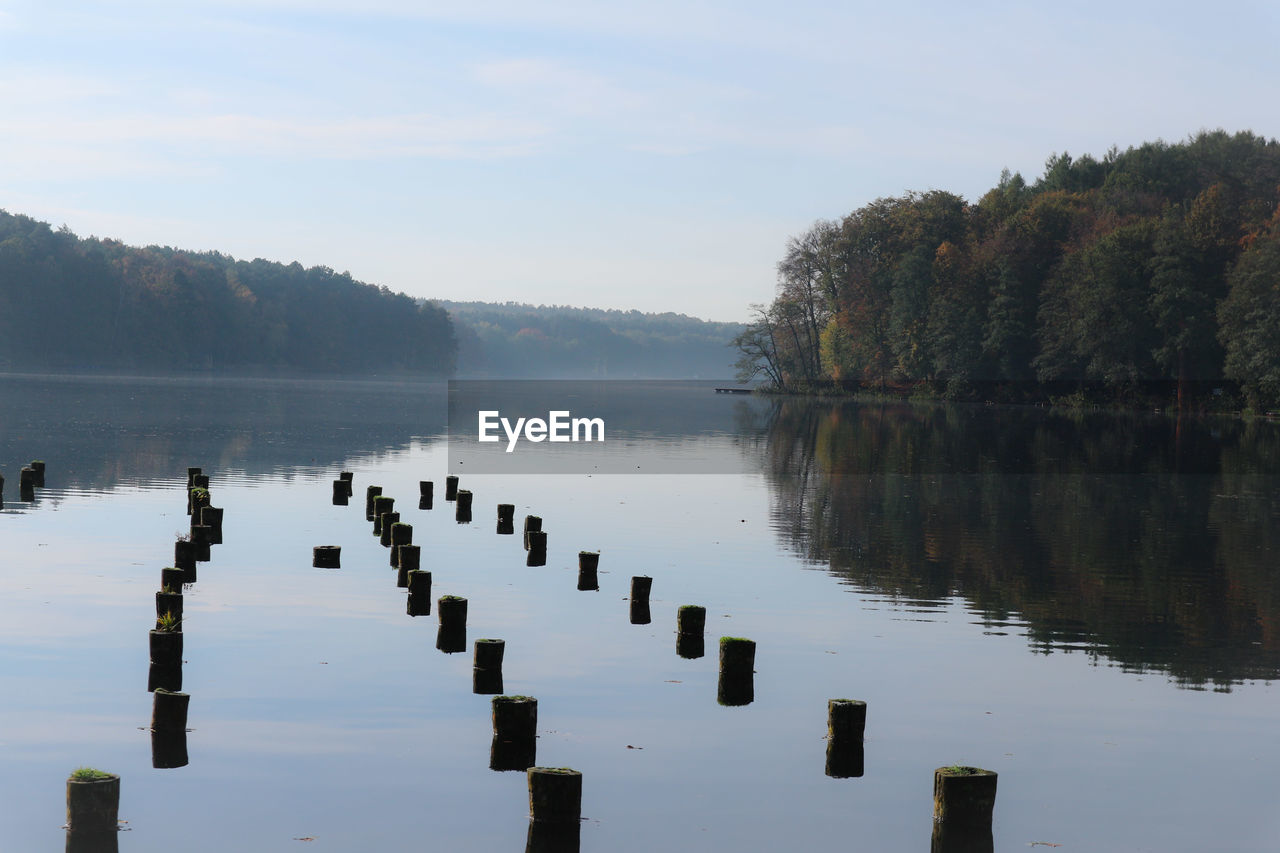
[2,459,46,506]
[321,469,997,841]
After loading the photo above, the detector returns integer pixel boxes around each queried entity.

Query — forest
[0,211,456,374]
[443,300,743,378]
[736,130,1280,411]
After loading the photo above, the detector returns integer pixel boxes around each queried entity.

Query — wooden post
[313,546,341,568]
[526,530,548,552]
[339,471,354,496]
[147,662,182,693]
[151,688,189,731]
[66,770,120,834]
[523,516,542,550]
[492,695,536,743]
[174,539,197,583]
[365,485,383,520]
[149,628,183,668]
[379,512,400,546]
[390,522,413,548]
[678,605,706,636]
[526,548,547,567]
[332,479,349,505]
[475,638,506,671]
[19,466,37,489]
[419,480,433,511]
[933,767,997,828]
[828,699,866,741]
[372,496,395,533]
[629,600,651,625]
[630,575,651,602]
[577,552,597,591]
[186,467,202,488]
[406,570,432,616]
[528,767,581,824]
[156,591,183,631]
[199,505,224,544]
[30,459,46,486]
[474,667,504,695]
[718,637,755,706]
[160,567,185,593]
[445,475,459,501]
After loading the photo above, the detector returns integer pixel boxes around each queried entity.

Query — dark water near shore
[1,375,1277,851]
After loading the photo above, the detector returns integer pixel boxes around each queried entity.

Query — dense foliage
[0,212,455,374]
[443,300,743,378]
[737,130,1280,410]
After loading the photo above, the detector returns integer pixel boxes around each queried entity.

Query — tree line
[0,211,455,374]
[736,130,1280,411]
[443,300,743,378]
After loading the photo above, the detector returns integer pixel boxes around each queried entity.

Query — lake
[1,374,1277,851]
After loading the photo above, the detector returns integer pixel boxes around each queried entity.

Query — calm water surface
[1,375,1277,852]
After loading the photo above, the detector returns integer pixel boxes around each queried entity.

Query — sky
[1,1,1277,322]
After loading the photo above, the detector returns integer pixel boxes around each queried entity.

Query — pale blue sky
[1,1,1276,321]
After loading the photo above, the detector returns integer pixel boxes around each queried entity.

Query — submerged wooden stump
[578,551,599,572]
[933,767,997,828]
[677,605,706,636]
[156,591,183,630]
[199,505,223,544]
[332,479,349,505]
[526,548,547,567]
[475,638,506,671]
[30,460,46,487]
[717,671,754,706]
[151,688,189,732]
[492,695,536,743]
[445,475,459,501]
[576,562,598,592]
[65,770,120,834]
[160,567,185,594]
[19,466,37,490]
[526,530,547,552]
[528,767,581,824]
[379,512,401,546]
[419,480,433,500]
[372,496,395,533]
[828,699,867,742]
[630,575,651,602]
[437,624,467,654]
[313,546,341,568]
[456,504,473,524]
[365,485,383,520]
[719,637,755,675]
[339,471,354,496]
[149,628,183,668]
[525,818,580,853]
[174,539,197,583]
[522,516,542,550]
[390,522,413,548]
[455,489,473,512]
[406,570,432,616]
[497,503,515,524]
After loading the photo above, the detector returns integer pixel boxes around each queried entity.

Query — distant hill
[0,210,455,375]
[440,300,745,379]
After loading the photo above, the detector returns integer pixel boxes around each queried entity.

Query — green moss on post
[372,496,395,533]
[719,637,755,675]
[390,522,413,548]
